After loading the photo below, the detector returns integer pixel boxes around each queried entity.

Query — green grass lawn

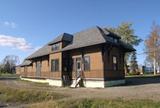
[0,73,19,78]
[125,73,160,78]
[0,76,160,108]
[0,84,160,108]
[0,84,66,104]
[29,98,160,108]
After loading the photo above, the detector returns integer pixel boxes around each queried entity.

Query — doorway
[76,57,82,78]
[36,61,41,77]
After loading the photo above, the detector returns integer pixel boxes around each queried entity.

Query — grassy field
[0,84,160,108]
[29,98,160,108]
[0,73,19,78]
[0,75,160,108]
[0,83,67,107]
[0,83,159,108]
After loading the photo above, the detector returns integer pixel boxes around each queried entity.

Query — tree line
[0,55,19,74]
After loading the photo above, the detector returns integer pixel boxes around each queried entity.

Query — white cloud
[34,46,41,51]
[0,21,17,28]
[0,34,35,51]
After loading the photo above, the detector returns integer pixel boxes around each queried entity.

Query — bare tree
[145,22,160,75]
[2,55,19,73]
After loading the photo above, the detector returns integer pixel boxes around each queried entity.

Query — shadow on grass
[0,74,19,80]
[125,75,160,86]
[0,77,19,80]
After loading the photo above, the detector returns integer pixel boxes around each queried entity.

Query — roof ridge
[102,27,121,39]
[96,26,108,36]
[73,26,101,36]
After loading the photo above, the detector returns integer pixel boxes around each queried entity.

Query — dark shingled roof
[101,28,121,39]
[26,45,50,59]
[26,33,73,59]
[25,26,135,60]
[119,40,135,52]
[62,27,107,51]
[19,60,32,67]
[62,26,134,51]
[48,33,73,45]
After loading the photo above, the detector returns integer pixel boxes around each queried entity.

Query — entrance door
[36,61,41,77]
[76,58,82,78]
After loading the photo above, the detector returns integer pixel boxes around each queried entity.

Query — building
[16,26,135,88]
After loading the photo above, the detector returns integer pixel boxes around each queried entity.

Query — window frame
[106,36,118,43]
[51,43,60,51]
[112,56,118,71]
[84,56,90,71]
[51,59,59,72]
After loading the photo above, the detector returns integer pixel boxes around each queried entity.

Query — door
[24,66,27,77]
[36,61,41,77]
[76,58,82,78]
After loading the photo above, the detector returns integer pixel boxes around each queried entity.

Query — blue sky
[0,0,159,65]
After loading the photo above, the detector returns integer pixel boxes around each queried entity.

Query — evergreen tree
[108,22,142,74]
[130,51,138,74]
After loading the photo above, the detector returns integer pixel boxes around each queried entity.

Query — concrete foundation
[20,77,125,88]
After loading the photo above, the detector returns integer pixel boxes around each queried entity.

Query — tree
[2,55,19,73]
[130,51,138,74]
[145,22,160,75]
[0,63,3,73]
[109,23,142,45]
[108,22,142,74]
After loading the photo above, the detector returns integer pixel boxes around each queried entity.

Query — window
[114,39,118,43]
[84,56,90,71]
[76,57,81,71]
[113,56,118,71]
[106,36,118,43]
[51,43,60,51]
[51,59,59,72]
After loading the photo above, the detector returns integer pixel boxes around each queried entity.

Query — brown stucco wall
[30,56,50,78]
[26,65,34,77]
[20,67,25,76]
[48,42,63,79]
[103,46,125,80]
[49,52,62,79]
[17,42,125,82]
[18,55,50,78]
[70,46,104,79]
[18,41,63,79]
[16,66,21,75]
[40,58,49,77]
